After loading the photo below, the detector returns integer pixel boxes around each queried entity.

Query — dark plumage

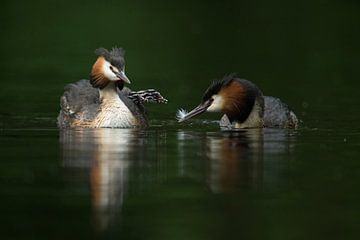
[202,73,236,103]
[95,47,125,70]
[263,96,298,128]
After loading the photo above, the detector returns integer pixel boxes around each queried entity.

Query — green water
[1,0,360,239]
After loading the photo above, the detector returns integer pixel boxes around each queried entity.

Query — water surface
[1,121,359,239]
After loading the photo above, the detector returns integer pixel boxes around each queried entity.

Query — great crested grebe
[57,47,167,128]
[177,74,298,128]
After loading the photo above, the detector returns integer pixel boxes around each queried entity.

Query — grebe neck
[99,82,118,101]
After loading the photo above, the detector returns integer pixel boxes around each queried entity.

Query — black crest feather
[94,47,126,70]
[202,73,238,102]
[109,47,125,70]
[94,47,110,59]
[110,47,125,57]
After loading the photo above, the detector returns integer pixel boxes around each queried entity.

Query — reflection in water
[60,127,296,233]
[60,128,144,232]
[177,129,296,193]
[206,130,264,193]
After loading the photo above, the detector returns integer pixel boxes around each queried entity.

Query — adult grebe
[177,74,298,128]
[57,47,167,128]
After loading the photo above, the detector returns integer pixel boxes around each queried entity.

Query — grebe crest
[90,47,130,90]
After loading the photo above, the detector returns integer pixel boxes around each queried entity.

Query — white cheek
[207,95,223,112]
[102,61,118,81]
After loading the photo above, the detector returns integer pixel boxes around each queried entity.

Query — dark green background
[1,0,359,239]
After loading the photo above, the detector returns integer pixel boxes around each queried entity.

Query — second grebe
[57,47,167,128]
[177,74,298,128]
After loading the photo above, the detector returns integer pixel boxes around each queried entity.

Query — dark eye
[109,66,114,71]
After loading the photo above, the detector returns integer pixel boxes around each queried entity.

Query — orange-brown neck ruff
[90,57,110,89]
[219,79,261,123]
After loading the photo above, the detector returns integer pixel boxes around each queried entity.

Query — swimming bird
[177,74,298,128]
[57,47,167,128]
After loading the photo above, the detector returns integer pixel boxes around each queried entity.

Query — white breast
[96,89,138,128]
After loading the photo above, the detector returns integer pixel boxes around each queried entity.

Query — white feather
[176,108,188,121]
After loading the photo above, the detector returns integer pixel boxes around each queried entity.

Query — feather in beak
[177,100,212,122]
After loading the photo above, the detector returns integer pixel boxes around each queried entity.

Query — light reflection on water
[60,127,296,233]
[60,129,141,231]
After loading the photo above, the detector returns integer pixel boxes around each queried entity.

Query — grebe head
[178,74,263,123]
[90,47,130,89]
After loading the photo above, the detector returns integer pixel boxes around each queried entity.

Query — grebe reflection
[60,128,144,231]
[177,129,296,193]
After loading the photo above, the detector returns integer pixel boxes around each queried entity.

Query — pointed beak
[116,70,131,84]
[178,100,212,122]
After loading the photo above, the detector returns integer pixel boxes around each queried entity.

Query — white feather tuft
[176,108,188,121]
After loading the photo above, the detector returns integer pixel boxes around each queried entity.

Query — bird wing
[58,80,99,123]
[263,96,298,128]
[117,87,148,126]
[127,89,168,105]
